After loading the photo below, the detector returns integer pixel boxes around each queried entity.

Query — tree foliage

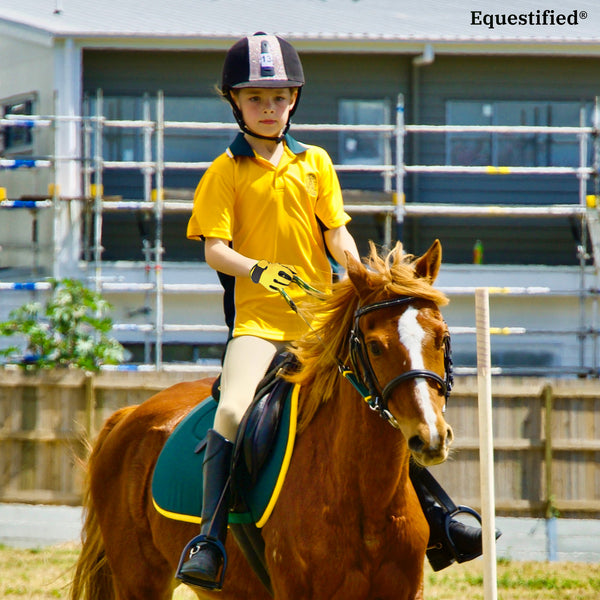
[0,278,124,371]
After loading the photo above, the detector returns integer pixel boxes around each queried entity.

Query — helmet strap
[226,91,296,144]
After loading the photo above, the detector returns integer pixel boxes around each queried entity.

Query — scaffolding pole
[154,91,165,369]
[3,92,600,372]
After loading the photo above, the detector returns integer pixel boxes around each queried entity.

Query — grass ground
[0,543,598,599]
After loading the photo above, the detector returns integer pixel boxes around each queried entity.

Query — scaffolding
[1,93,600,374]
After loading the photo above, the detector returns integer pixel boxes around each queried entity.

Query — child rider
[177,32,493,591]
[177,32,360,589]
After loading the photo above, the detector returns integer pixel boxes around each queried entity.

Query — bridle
[343,296,454,428]
[279,281,454,429]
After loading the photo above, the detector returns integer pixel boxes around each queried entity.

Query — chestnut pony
[70,240,453,600]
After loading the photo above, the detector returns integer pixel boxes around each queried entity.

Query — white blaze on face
[397,306,439,448]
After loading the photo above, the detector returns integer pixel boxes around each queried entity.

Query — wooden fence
[0,368,208,505]
[0,369,599,518]
[430,377,600,518]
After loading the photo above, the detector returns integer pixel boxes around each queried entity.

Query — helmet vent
[248,34,286,82]
[260,40,275,77]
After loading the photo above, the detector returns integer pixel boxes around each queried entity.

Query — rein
[280,278,454,429]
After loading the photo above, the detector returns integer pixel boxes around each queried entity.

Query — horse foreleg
[105,542,177,600]
[150,518,272,600]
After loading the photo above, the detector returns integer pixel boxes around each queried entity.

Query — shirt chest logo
[304,173,318,196]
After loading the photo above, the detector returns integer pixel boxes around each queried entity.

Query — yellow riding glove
[249,260,296,292]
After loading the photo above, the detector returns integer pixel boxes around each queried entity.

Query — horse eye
[367,340,382,357]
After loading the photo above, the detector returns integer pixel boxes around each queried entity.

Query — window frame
[445,99,593,168]
[338,98,390,166]
[1,92,38,156]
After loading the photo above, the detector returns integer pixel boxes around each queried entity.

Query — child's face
[233,88,298,139]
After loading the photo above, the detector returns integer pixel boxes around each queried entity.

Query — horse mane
[286,241,448,433]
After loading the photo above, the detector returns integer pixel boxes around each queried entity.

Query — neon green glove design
[249,260,296,292]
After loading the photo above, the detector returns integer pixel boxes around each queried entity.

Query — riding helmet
[221,32,305,140]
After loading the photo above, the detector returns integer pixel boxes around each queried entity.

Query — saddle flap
[232,354,296,486]
[238,376,291,485]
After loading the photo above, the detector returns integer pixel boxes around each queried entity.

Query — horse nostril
[446,427,454,444]
[408,435,425,454]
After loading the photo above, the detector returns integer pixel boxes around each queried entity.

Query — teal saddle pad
[151,384,298,527]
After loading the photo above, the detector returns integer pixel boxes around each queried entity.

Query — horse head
[346,239,454,467]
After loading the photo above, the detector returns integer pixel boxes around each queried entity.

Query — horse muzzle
[407,423,454,467]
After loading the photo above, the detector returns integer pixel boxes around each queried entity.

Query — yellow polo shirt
[187,133,350,341]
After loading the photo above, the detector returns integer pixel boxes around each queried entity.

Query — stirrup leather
[177,534,228,591]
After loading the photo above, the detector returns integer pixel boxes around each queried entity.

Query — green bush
[0,278,124,371]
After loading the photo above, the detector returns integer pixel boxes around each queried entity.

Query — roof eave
[72,34,600,58]
[0,18,54,47]
[4,20,600,58]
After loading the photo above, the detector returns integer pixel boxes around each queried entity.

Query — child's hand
[250,260,296,292]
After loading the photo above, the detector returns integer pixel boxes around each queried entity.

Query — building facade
[1,0,599,371]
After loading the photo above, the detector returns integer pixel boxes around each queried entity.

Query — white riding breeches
[213,335,287,441]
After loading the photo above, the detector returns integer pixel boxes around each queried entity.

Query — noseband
[345,296,454,427]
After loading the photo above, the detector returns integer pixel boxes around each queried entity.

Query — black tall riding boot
[176,429,234,590]
[409,463,501,572]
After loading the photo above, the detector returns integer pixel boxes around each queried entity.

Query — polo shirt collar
[227,132,308,157]
[285,134,309,154]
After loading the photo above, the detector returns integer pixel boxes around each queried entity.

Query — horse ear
[414,239,442,283]
[346,251,373,297]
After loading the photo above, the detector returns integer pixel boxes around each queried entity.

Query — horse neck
[306,378,413,511]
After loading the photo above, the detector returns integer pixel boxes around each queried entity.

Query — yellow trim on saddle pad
[153,498,202,524]
[255,383,299,527]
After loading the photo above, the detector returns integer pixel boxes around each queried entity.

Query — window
[84,95,234,163]
[163,97,233,163]
[446,100,593,167]
[338,99,389,165]
[1,94,37,155]
[97,96,145,162]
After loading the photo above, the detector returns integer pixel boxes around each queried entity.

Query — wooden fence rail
[0,370,599,517]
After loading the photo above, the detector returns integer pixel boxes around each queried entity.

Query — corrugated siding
[404,216,582,265]
[404,55,600,263]
[83,49,224,95]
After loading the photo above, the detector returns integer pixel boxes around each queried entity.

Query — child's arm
[323,225,360,270]
[205,237,295,291]
[204,237,256,277]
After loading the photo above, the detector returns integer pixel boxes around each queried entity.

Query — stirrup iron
[438,505,483,563]
[176,534,228,591]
